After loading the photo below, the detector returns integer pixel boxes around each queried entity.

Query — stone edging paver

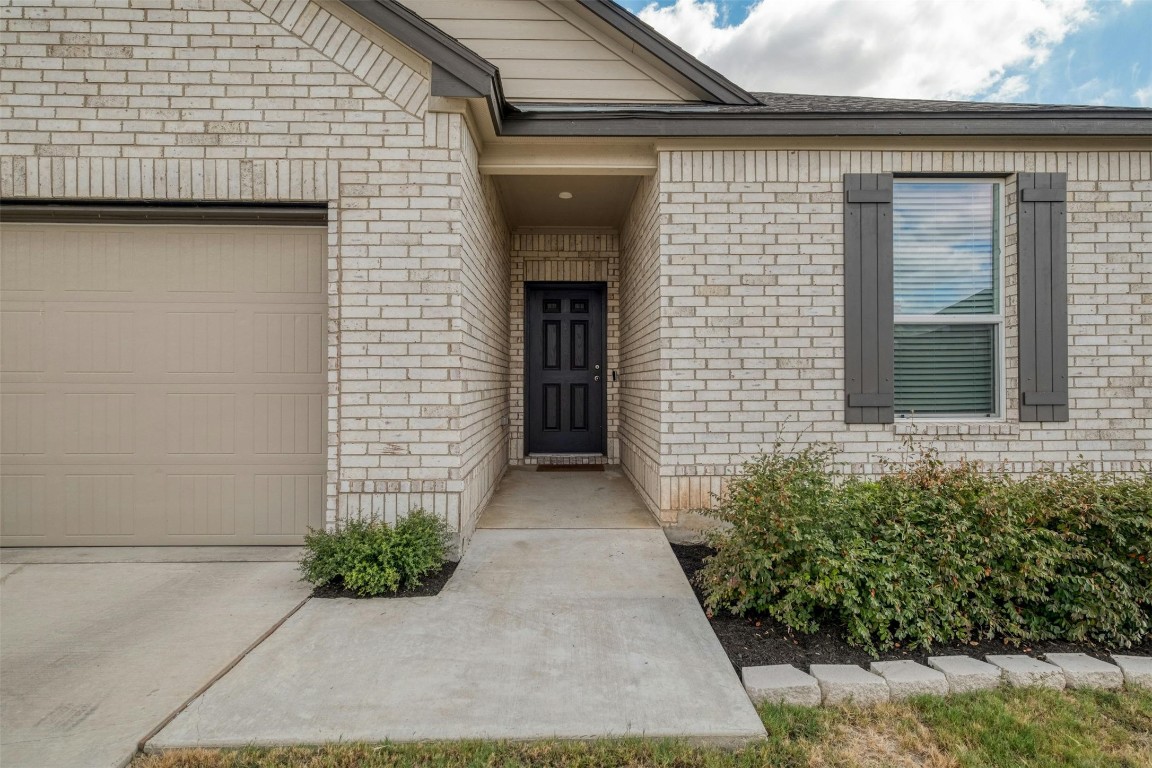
[742,652,1150,707]
[985,654,1065,689]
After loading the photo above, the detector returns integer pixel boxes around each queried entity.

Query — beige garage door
[1,222,327,546]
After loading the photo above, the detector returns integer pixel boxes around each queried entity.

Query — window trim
[892,178,1006,421]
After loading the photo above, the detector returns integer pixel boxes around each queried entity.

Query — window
[892,180,1003,418]
[842,172,1066,425]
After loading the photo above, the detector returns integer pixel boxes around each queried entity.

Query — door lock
[594,375,600,382]
[594,364,600,370]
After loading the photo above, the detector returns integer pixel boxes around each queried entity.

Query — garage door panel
[254,235,325,294]
[165,474,237,537]
[0,475,47,538]
[0,230,49,291]
[165,311,237,374]
[64,311,137,373]
[165,233,240,294]
[1,309,46,373]
[165,394,237,455]
[3,465,322,545]
[253,394,324,455]
[253,473,324,536]
[1,385,325,465]
[1,223,326,546]
[64,474,136,536]
[1,394,46,455]
[253,312,325,374]
[64,393,138,455]
[62,235,136,292]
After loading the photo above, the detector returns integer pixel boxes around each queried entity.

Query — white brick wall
[653,149,1151,516]
[457,117,509,542]
[619,174,664,517]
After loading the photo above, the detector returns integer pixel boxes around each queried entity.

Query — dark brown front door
[525,283,605,454]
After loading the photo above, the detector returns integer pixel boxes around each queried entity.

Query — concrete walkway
[151,466,766,748]
[479,465,657,529]
[0,550,310,768]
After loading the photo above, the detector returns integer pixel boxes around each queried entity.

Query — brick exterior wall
[457,121,509,542]
[0,0,503,546]
[653,149,1151,516]
[3,2,1147,536]
[508,232,620,464]
[619,175,665,517]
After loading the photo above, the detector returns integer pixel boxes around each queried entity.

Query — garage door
[1,220,327,546]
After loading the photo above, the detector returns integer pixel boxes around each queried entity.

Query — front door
[525,283,605,454]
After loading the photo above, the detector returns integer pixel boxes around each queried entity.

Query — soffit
[494,175,641,229]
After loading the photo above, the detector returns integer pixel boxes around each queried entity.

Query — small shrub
[299,510,449,597]
[698,440,1151,653]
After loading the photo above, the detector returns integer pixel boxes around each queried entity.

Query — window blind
[893,182,998,316]
[894,324,996,415]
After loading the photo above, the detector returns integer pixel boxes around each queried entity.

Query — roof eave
[340,0,496,87]
[339,0,511,130]
[574,0,760,106]
[337,0,1149,140]
[500,110,1152,137]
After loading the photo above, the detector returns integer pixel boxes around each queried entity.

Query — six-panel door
[525,284,605,454]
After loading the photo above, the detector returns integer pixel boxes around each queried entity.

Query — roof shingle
[748,92,1147,114]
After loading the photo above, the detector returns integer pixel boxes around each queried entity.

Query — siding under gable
[396,0,701,102]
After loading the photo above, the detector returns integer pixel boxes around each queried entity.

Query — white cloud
[637,0,1096,101]
[1067,77,1122,104]
[1136,84,1152,106]
[987,75,1030,102]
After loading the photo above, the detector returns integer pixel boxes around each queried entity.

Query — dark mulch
[672,543,1152,670]
[310,560,459,599]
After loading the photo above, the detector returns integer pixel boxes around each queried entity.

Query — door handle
[594,375,600,382]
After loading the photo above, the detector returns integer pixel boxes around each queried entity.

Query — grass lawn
[134,687,1152,768]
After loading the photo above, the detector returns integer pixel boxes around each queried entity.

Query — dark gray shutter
[843,173,894,424]
[1017,173,1069,422]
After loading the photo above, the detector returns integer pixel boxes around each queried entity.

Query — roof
[573,0,758,105]
[340,0,1152,138]
[748,92,1145,114]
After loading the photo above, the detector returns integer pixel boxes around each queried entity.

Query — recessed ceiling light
[558,191,573,199]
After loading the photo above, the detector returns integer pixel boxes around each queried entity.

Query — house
[1,0,1149,552]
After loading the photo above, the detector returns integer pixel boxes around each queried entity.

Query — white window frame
[893,178,1006,421]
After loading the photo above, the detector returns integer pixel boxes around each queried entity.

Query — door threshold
[536,464,605,472]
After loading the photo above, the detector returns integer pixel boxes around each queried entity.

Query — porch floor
[149,468,765,748]
[478,465,658,529]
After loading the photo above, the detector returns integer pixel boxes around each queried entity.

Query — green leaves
[698,442,1151,654]
[299,510,450,597]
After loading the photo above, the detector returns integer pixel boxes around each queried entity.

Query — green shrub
[1008,466,1152,645]
[299,510,449,597]
[698,442,1151,653]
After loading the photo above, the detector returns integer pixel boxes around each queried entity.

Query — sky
[617,0,1152,106]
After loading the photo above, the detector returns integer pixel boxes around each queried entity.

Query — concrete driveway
[0,548,311,768]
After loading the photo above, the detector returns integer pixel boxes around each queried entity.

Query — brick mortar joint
[241,0,426,122]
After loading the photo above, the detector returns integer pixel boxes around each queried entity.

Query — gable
[395,0,702,103]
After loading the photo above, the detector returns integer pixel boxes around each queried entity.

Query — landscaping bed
[686,442,1150,667]
[310,559,458,599]
[300,510,453,598]
[674,543,1152,670]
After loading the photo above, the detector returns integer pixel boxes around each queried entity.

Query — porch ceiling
[494,175,641,229]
